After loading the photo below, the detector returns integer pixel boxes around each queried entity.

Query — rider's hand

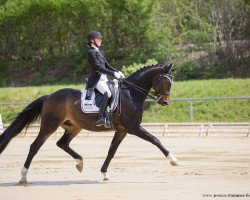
[118,71,125,79]
[114,71,122,79]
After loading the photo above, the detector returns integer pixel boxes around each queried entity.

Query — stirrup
[96,117,111,128]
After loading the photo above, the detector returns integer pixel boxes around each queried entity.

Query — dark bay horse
[0,63,178,184]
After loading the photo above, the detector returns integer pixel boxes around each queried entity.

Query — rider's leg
[95,80,112,127]
[96,80,112,98]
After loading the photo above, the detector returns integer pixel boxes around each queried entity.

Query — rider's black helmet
[86,31,102,42]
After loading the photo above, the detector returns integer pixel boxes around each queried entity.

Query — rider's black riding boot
[96,92,110,128]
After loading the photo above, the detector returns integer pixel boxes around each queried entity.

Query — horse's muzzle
[158,95,170,106]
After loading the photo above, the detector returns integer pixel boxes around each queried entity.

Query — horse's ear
[163,63,174,73]
[171,67,177,72]
[168,63,174,68]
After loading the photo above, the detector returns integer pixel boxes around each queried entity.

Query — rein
[122,79,159,100]
[115,79,157,116]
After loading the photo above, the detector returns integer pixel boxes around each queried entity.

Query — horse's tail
[0,95,48,154]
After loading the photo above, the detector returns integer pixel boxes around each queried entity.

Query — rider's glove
[118,71,125,79]
[114,71,123,80]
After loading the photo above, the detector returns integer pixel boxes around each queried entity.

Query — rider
[85,31,125,128]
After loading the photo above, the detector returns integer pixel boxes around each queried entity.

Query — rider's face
[93,37,102,47]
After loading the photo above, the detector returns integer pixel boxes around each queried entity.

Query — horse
[0,63,178,184]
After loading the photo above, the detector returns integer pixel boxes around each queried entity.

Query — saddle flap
[81,79,119,113]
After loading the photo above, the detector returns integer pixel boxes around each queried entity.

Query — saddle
[81,80,120,113]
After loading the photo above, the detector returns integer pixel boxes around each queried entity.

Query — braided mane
[126,64,164,82]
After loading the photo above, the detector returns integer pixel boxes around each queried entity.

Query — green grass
[0,79,249,123]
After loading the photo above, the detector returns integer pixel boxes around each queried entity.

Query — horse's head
[152,63,176,106]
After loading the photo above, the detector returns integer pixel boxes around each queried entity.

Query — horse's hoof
[170,160,179,166]
[102,172,111,181]
[19,180,28,185]
[76,161,83,173]
[103,177,110,181]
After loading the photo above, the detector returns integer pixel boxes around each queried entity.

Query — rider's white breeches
[96,79,112,98]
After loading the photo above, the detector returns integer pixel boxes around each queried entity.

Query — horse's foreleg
[101,130,127,181]
[128,125,179,166]
[57,127,83,172]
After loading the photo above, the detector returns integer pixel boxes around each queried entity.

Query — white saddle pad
[81,80,119,113]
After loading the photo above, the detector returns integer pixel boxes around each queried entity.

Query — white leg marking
[19,166,28,184]
[167,153,178,162]
[167,153,179,166]
[102,172,111,181]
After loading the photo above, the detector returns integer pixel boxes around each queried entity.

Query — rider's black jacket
[85,47,118,99]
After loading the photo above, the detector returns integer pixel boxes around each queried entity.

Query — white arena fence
[1,122,250,137]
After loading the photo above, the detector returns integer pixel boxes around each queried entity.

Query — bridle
[122,73,173,101]
[115,73,173,115]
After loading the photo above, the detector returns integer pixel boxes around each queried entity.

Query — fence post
[163,124,168,137]
[190,100,193,122]
[247,125,250,137]
[199,124,204,137]
[207,123,213,137]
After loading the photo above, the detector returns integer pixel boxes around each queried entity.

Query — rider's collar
[90,44,99,52]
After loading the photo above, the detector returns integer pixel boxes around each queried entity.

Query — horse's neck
[128,69,158,103]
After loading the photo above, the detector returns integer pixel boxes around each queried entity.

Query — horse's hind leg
[19,120,62,184]
[56,127,83,172]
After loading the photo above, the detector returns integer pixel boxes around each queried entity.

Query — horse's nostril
[163,101,169,105]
